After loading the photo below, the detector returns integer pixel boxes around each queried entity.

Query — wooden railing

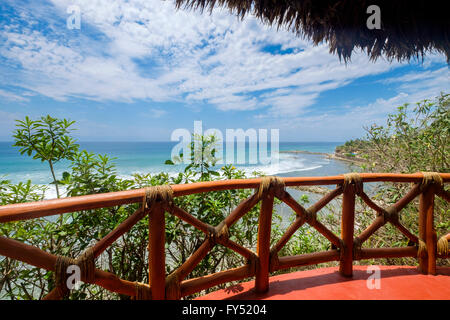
[0,172,449,300]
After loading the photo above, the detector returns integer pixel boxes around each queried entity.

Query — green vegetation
[12,115,79,198]
[336,92,449,266]
[1,125,289,299]
[0,92,448,299]
[336,92,449,173]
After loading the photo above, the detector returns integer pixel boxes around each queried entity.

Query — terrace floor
[197,265,450,300]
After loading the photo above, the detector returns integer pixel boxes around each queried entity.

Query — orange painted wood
[0,190,145,223]
[170,205,211,234]
[273,215,306,253]
[279,190,308,217]
[437,233,450,259]
[0,236,136,296]
[340,183,355,277]
[390,220,419,244]
[177,238,213,281]
[148,202,166,299]
[357,215,386,243]
[197,266,450,300]
[306,186,343,215]
[92,207,146,258]
[309,219,341,247]
[280,190,341,248]
[359,192,385,213]
[224,192,260,227]
[358,247,417,259]
[436,187,450,202]
[0,236,55,271]
[180,265,253,297]
[1,173,448,223]
[425,185,437,275]
[216,237,255,260]
[279,187,342,248]
[418,186,433,274]
[42,288,61,300]
[393,183,422,212]
[255,191,274,293]
[276,250,340,270]
[0,173,448,300]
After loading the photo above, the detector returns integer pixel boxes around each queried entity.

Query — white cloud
[0,89,29,102]
[0,0,447,133]
[266,75,449,141]
[382,67,448,85]
[261,93,319,117]
[0,1,400,105]
[148,108,167,118]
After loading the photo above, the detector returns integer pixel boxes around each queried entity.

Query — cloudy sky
[0,0,448,142]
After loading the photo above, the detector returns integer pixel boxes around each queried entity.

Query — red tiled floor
[196,265,450,300]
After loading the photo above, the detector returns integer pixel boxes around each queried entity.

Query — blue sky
[0,0,448,142]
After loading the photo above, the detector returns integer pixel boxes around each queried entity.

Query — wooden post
[418,185,433,274]
[339,183,355,277]
[148,201,166,299]
[255,190,274,293]
[426,185,437,275]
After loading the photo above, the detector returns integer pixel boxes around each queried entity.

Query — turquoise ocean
[0,141,351,199]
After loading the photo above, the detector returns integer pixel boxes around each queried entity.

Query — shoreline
[280,150,329,155]
[281,150,366,165]
[281,150,364,195]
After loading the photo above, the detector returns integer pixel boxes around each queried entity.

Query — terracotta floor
[196,265,450,300]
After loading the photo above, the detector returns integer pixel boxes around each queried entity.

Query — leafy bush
[1,127,285,299]
[13,115,79,198]
[336,92,449,267]
[2,92,448,299]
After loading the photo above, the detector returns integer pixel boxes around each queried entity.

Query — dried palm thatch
[174,0,450,63]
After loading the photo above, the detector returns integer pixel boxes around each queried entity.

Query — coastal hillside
[0,93,448,300]
[335,92,449,174]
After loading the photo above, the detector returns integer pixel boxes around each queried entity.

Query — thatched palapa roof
[175,0,450,63]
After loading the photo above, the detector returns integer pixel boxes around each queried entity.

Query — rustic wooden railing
[0,172,449,300]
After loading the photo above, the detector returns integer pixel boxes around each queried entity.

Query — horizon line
[0,140,346,143]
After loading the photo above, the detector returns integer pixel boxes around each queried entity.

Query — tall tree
[13,115,79,198]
